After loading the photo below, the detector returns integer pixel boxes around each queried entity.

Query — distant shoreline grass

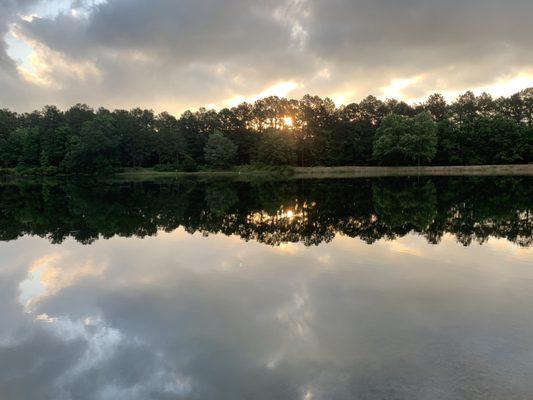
[1,164,531,181]
[292,164,533,177]
[114,164,533,180]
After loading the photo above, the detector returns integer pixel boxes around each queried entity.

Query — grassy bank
[292,164,533,178]
[2,164,531,181]
[114,164,533,180]
[114,165,295,180]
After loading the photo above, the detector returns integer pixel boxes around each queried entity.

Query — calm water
[0,177,532,400]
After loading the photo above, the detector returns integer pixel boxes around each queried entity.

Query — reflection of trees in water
[433,178,533,247]
[0,177,530,247]
[205,183,238,215]
[373,180,437,232]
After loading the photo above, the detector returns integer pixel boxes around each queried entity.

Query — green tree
[40,125,71,167]
[424,94,448,121]
[472,116,529,164]
[403,112,438,166]
[0,109,18,138]
[373,114,411,165]
[19,127,42,166]
[155,112,186,165]
[254,129,296,165]
[65,116,120,173]
[373,112,437,166]
[65,104,94,133]
[204,132,237,168]
[0,128,23,167]
[451,91,477,127]
[113,108,155,167]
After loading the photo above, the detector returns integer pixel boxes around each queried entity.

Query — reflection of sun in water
[283,116,294,127]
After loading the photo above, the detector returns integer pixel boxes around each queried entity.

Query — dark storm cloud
[1,0,533,111]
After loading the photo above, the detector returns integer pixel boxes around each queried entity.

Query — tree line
[0,89,531,174]
[0,177,530,247]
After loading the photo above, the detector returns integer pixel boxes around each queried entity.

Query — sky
[1,0,533,115]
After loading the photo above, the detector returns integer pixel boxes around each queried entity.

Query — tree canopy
[204,131,237,168]
[374,112,437,165]
[0,88,531,174]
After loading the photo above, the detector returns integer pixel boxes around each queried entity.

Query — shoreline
[1,164,531,181]
[114,164,533,180]
[291,164,533,178]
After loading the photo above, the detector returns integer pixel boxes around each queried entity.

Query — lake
[0,176,532,400]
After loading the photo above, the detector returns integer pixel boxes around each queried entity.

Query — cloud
[0,1,42,104]
[0,0,532,112]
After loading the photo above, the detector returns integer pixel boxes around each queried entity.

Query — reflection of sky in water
[1,230,532,399]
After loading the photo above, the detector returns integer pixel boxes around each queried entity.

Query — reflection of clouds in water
[18,253,107,311]
[275,242,301,254]
[271,284,318,370]
[38,315,192,400]
[37,313,123,376]
[485,237,533,263]
[0,232,532,399]
[276,289,313,341]
[2,305,192,400]
[388,241,423,257]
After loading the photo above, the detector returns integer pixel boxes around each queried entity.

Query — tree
[65,104,95,133]
[40,125,71,167]
[471,116,529,164]
[403,112,438,166]
[113,108,155,167]
[0,109,18,137]
[0,88,531,174]
[435,119,460,165]
[298,95,336,166]
[65,116,120,173]
[254,129,296,165]
[451,91,477,126]
[19,127,42,166]
[476,92,495,117]
[204,132,237,168]
[337,103,375,165]
[373,115,410,165]
[519,88,533,126]
[155,112,186,165]
[218,106,258,165]
[373,112,437,166]
[424,94,448,121]
[0,128,23,167]
[179,109,211,163]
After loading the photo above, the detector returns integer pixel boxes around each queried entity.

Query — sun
[283,116,294,127]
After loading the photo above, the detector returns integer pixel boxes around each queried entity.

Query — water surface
[0,177,531,399]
